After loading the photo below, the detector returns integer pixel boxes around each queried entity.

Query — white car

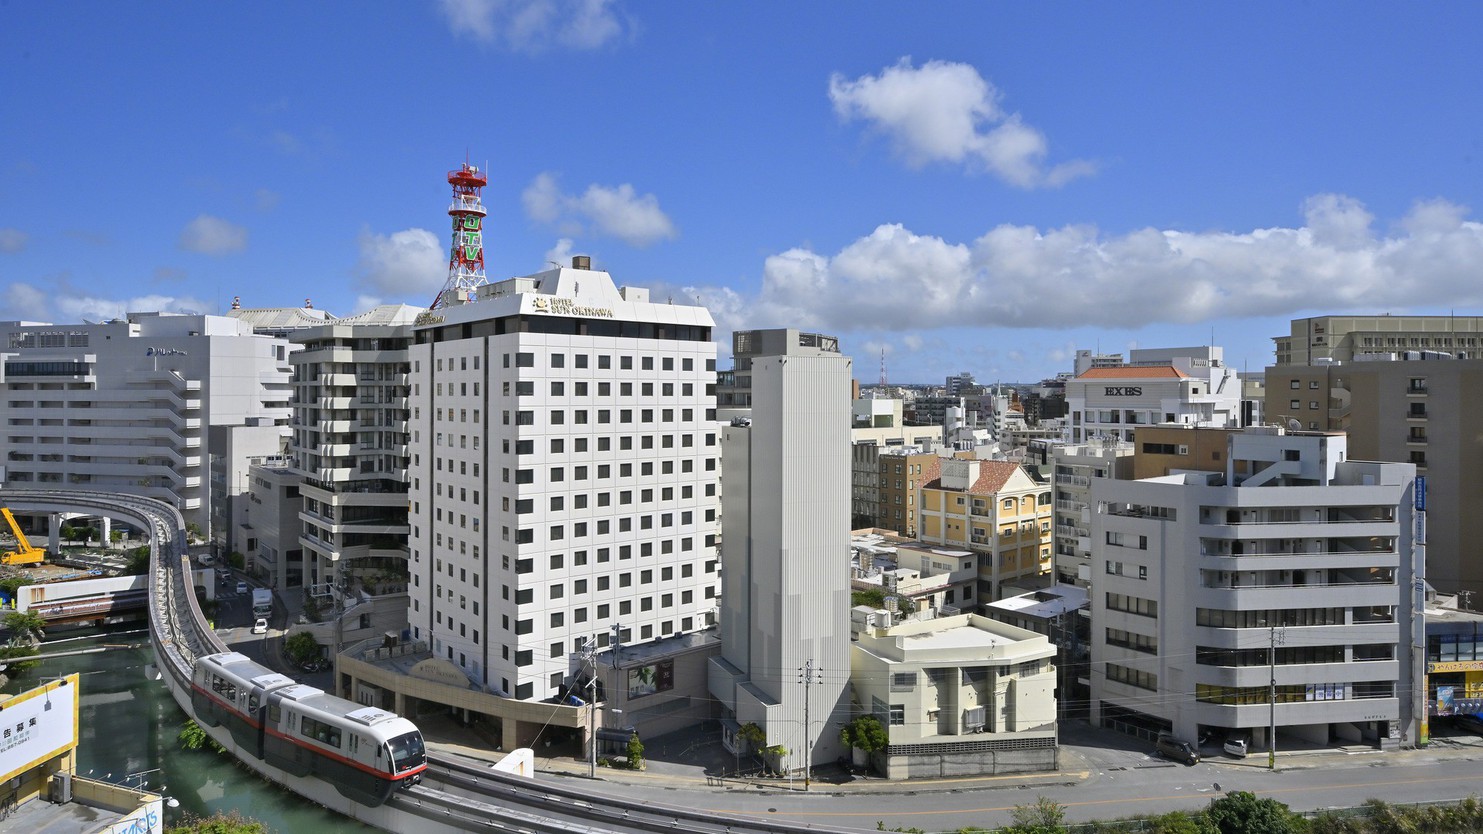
[236,581,249,595]
[251,618,268,635]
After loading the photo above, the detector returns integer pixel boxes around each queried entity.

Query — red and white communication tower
[430,162,489,309]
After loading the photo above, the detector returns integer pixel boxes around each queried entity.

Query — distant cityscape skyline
[5,3,1483,384]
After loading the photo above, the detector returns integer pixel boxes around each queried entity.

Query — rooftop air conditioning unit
[50,772,72,804]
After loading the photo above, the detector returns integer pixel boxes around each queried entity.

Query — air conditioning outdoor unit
[50,772,72,804]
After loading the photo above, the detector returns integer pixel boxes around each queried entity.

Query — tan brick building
[875,449,944,537]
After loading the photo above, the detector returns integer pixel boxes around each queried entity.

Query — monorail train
[191,652,425,806]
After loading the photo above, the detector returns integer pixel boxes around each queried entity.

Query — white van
[1223,733,1250,758]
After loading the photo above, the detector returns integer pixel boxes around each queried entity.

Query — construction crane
[1,507,45,566]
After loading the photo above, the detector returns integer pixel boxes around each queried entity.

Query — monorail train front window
[388,732,425,771]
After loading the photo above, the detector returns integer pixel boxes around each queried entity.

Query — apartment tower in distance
[407,256,720,702]
[710,329,852,776]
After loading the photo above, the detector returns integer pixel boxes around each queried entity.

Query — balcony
[1196,583,1397,610]
[1196,660,1399,690]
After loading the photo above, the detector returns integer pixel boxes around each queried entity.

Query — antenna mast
[879,348,888,387]
[429,161,490,309]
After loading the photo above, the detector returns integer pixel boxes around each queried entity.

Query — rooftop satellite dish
[1287,418,1301,432]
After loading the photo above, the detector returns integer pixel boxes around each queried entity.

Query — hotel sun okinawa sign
[531,297,614,318]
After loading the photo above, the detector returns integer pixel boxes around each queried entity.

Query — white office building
[709,329,853,775]
[407,258,721,702]
[1065,346,1241,443]
[0,313,291,536]
[1089,427,1422,752]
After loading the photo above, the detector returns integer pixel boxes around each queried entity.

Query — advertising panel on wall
[0,672,80,783]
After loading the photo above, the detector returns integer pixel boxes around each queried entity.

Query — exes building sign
[1104,386,1143,396]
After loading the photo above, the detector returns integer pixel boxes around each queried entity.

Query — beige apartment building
[876,449,945,537]
[1265,355,1483,595]
[1273,314,1483,366]
[1131,425,1240,479]
[918,459,1054,601]
[850,614,1058,779]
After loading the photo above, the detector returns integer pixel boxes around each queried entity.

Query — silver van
[1156,734,1199,765]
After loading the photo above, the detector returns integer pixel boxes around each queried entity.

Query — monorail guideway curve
[0,489,864,834]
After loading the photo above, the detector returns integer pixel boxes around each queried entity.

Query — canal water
[2,627,373,833]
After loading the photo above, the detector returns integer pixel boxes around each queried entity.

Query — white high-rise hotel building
[408,258,721,701]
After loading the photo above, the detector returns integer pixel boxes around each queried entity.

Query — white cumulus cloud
[356,228,447,301]
[543,238,577,269]
[179,215,248,255]
[723,194,1483,334]
[57,293,209,322]
[438,0,629,52]
[0,228,30,253]
[2,282,49,320]
[829,58,1094,188]
[522,173,676,247]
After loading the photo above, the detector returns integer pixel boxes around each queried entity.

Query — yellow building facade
[918,459,1054,601]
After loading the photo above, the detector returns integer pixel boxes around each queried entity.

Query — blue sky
[4,2,1483,384]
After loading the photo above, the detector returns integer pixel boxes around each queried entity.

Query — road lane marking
[710,771,1483,818]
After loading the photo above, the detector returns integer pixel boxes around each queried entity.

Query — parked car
[1455,713,1483,735]
[1156,734,1200,765]
[252,618,268,635]
[1223,734,1250,758]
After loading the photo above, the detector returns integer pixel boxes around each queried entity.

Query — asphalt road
[525,722,1483,833]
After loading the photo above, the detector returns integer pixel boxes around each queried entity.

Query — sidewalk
[418,713,1095,796]
[419,713,1483,798]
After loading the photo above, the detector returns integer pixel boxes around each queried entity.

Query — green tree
[1148,811,1212,834]
[0,575,28,599]
[625,731,645,770]
[839,715,889,753]
[227,551,245,570]
[165,810,269,833]
[284,631,322,666]
[1204,791,1300,834]
[0,644,40,674]
[3,609,46,645]
[177,720,227,755]
[126,546,151,576]
[1003,796,1067,834]
[736,721,766,753]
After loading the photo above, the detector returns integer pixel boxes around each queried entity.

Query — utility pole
[1268,625,1285,771]
[584,636,599,779]
[799,659,821,791]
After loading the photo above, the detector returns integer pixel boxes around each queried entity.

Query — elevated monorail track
[0,489,860,834]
